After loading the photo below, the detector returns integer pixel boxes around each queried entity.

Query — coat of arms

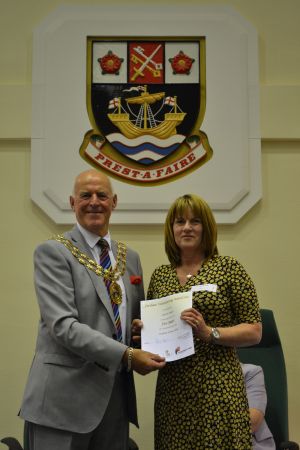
[80,37,213,185]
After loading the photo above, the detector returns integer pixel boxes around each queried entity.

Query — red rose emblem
[98,51,123,74]
[130,275,142,285]
[169,50,194,74]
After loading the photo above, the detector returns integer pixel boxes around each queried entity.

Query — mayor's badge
[80,37,213,185]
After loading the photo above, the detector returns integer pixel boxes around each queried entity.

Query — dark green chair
[237,309,298,450]
[0,438,23,450]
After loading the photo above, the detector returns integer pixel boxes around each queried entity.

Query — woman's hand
[180,308,211,342]
[180,309,262,347]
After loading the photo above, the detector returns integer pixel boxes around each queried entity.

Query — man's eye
[80,193,90,199]
[97,193,109,200]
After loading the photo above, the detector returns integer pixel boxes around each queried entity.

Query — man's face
[70,171,117,236]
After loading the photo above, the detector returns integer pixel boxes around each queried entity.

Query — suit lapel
[66,226,116,327]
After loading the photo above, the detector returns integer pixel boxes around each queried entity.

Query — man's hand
[249,407,264,433]
[123,347,166,375]
[131,319,143,345]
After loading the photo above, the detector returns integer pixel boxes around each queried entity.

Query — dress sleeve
[227,257,261,324]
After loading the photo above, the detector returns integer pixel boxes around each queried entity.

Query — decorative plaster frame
[31,5,261,224]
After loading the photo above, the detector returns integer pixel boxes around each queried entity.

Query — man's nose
[90,193,100,205]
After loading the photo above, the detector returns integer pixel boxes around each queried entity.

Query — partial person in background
[19,169,165,450]
[242,363,276,450]
[145,193,262,450]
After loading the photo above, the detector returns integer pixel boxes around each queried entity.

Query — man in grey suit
[242,363,276,450]
[19,169,166,450]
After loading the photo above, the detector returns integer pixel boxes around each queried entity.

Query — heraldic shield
[80,37,213,186]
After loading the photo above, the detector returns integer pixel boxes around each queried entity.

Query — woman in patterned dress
[147,194,262,450]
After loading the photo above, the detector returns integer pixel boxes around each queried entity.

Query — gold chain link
[50,235,127,285]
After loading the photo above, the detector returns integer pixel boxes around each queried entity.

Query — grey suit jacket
[242,364,276,450]
[19,226,144,433]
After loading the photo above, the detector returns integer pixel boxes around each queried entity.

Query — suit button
[112,333,117,340]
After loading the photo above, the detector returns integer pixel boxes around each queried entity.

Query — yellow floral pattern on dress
[147,255,261,450]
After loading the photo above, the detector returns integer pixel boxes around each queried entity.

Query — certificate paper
[141,291,195,362]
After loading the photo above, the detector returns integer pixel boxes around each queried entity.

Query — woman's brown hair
[164,194,218,266]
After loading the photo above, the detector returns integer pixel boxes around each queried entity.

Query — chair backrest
[237,309,289,448]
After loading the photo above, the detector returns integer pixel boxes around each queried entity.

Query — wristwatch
[210,327,221,343]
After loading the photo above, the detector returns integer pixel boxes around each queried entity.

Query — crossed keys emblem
[130,44,163,81]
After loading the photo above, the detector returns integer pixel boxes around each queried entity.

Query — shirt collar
[76,222,111,251]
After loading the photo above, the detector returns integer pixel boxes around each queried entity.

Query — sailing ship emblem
[81,37,213,185]
[108,85,186,140]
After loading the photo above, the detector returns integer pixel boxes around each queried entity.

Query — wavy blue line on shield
[108,140,180,165]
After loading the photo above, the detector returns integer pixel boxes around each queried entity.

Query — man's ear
[112,194,118,210]
[69,195,75,211]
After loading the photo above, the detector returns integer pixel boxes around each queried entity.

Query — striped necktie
[99,239,123,342]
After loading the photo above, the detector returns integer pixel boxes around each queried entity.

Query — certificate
[140,291,195,362]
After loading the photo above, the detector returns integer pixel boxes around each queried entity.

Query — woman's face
[173,208,203,254]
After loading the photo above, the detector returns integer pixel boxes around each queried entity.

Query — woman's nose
[183,220,192,229]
